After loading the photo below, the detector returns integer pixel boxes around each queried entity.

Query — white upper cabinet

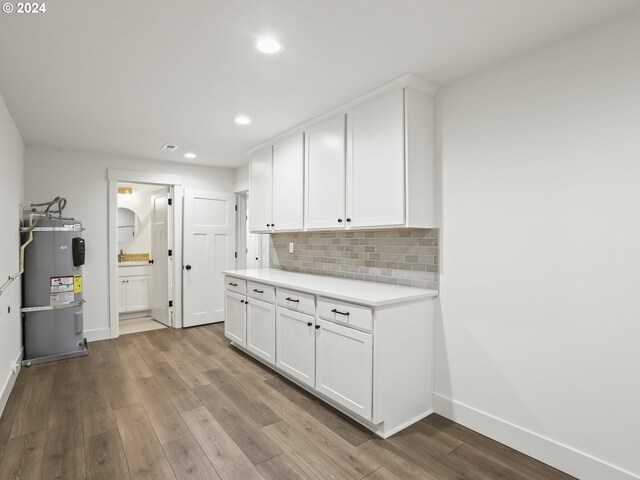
[305,114,346,230]
[346,87,435,229]
[272,133,304,231]
[346,89,405,228]
[248,75,437,233]
[249,145,273,233]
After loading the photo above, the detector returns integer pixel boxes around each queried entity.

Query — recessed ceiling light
[256,37,281,54]
[235,115,251,125]
[184,152,196,159]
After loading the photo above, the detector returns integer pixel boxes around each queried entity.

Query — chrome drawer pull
[331,308,350,316]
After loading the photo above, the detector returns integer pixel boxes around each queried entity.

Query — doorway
[116,182,171,335]
[236,192,269,269]
[108,169,237,338]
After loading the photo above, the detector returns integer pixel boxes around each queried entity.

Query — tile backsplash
[269,229,439,289]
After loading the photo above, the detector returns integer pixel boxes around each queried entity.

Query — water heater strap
[21,299,86,313]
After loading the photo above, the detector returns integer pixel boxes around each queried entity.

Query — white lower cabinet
[247,298,276,365]
[224,290,247,347]
[276,307,316,388]
[224,272,435,438]
[315,318,373,420]
[118,271,151,314]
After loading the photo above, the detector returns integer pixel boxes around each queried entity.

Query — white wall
[117,183,163,255]
[0,93,24,415]
[436,10,640,480]
[234,164,249,192]
[25,147,235,340]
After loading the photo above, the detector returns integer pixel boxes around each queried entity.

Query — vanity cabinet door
[276,307,316,388]
[315,318,372,419]
[118,280,127,313]
[124,275,150,312]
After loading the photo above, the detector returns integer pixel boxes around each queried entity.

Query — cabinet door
[249,145,273,233]
[246,298,276,365]
[118,280,127,313]
[272,133,304,231]
[305,115,346,230]
[346,89,405,228]
[125,276,151,312]
[276,308,316,388]
[315,319,372,419]
[224,290,247,347]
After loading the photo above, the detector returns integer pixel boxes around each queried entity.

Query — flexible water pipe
[0,213,36,297]
[0,197,68,297]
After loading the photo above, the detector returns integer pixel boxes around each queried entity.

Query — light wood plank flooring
[120,315,168,335]
[0,324,575,480]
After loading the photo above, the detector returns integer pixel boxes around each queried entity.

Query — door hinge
[234,252,238,258]
[169,300,173,308]
[235,204,238,211]
[168,249,172,257]
[168,198,172,206]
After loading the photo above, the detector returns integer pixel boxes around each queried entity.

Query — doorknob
[185,265,192,270]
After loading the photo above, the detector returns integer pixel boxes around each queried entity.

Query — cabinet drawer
[247,281,275,303]
[317,297,372,332]
[276,288,316,316]
[225,276,246,295]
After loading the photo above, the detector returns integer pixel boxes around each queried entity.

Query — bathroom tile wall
[269,229,438,289]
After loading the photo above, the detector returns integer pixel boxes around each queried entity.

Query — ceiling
[0,0,638,168]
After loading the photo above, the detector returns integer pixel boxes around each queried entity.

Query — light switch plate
[289,242,294,253]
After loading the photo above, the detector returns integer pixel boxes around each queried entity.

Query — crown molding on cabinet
[246,73,439,155]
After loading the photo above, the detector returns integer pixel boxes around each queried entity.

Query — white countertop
[223,268,438,307]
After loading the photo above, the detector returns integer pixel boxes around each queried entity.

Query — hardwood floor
[0,324,575,480]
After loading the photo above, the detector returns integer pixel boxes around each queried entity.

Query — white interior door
[183,189,236,327]
[151,187,170,326]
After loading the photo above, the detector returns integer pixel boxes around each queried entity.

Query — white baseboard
[433,393,639,480]
[85,327,111,342]
[376,410,434,439]
[0,347,23,418]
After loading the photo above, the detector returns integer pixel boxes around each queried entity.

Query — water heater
[21,208,88,366]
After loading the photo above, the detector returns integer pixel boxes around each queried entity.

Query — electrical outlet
[289,242,294,254]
